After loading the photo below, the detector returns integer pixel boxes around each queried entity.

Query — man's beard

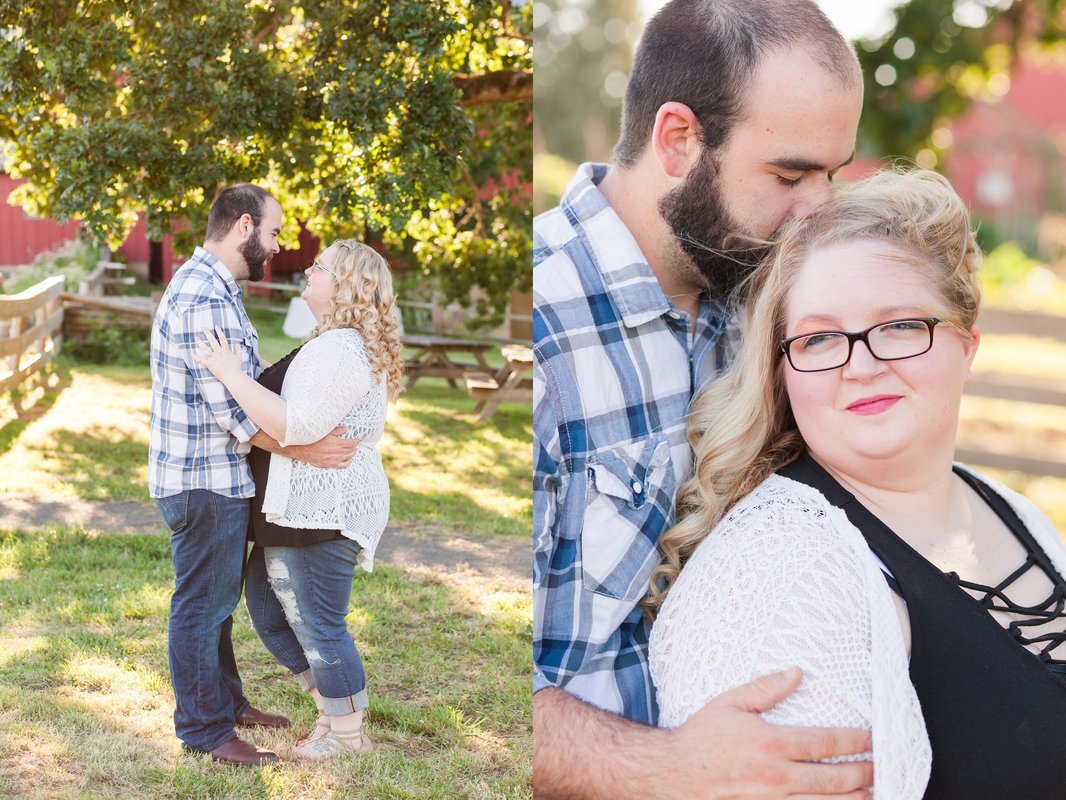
[658,152,771,299]
[238,229,269,282]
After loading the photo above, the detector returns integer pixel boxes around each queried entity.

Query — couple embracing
[534,1,1066,798]
[148,185,402,765]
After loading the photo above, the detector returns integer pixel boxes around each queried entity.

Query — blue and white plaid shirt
[533,163,736,724]
[149,247,262,499]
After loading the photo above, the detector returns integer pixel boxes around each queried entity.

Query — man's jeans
[156,489,251,751]
[245,538,369,714]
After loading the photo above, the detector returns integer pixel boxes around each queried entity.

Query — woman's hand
[194,326,244,384]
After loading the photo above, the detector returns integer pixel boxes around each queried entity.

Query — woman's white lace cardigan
[650,471,1066,800]
[262,328,389,571]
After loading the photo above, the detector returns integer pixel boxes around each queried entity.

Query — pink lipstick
[846,395,901,415]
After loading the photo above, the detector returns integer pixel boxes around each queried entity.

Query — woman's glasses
[780,317,942,373]
[309,260,338,281]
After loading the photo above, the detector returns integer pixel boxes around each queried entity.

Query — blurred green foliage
[980,241,1066,312]
[3,238,97,294]
[856,0,1066,160]
[64,319,150,366]
[532,0,637,166]
[532,151,577,215]
[0,0,531,327]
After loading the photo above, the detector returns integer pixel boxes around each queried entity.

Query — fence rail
[960,307,1066,477]
[0,275,64,395]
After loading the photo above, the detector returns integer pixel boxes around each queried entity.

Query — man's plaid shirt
[533,163,735,724]
[149,247,262,499]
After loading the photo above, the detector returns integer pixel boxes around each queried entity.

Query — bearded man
[532,1,874,797]
[149,184,354,765]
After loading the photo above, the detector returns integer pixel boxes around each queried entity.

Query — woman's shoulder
[719,473,851,541]
[678,473,864,580]
[299,328,369,359]
[954,463,1062,548]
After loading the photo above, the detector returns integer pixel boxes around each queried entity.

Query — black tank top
[780,452,1066,799]
[248,346,344,548]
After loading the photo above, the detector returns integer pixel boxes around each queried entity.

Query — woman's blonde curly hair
[309,239,405,401]
[643,167,983,618]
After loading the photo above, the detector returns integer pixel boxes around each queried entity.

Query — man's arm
[533,674,873,800]
[251,427,356,469]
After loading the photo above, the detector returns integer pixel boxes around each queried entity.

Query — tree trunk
[149,240,164,284]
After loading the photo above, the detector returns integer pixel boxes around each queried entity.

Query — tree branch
[454,69,532,107]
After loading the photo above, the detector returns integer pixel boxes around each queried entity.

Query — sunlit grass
[0,346,531,538]
[0,526,531,800]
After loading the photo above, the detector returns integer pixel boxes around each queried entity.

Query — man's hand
[250,426,357,468]
[666,667,873,799]
[533,669,873,800]
[298,426,358,468]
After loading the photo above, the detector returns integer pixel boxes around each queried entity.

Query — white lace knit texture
[650,470,1066,800]
[262,328,389,570]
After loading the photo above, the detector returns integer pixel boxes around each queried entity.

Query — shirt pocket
[581,434,677,603]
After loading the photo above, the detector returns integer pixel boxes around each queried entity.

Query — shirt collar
[562,162,725,331]
[191,246,243,299]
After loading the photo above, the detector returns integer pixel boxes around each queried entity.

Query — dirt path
[0,496,529,590]
[0,367,530,592]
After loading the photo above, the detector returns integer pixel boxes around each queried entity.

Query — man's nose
[792,179,834,219]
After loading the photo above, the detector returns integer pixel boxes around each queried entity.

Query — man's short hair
[205,183,275,242]
[613,0,858,167]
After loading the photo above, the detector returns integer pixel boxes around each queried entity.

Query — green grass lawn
[0,326,531,539]
[0,316,532,798]
[0,526,530,799]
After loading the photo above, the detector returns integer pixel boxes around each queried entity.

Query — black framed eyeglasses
[780,317,942,373]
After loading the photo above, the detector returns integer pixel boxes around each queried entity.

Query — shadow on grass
[0,526,532,800]
[25,425,149,502]
[0,362,73,457]
[387,382,531,537]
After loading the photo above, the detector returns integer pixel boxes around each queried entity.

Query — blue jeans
[245,539,369,714]
[156,490,251,751]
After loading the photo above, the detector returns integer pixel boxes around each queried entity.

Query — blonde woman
[647,170,1066,798]
[196,239,403,760]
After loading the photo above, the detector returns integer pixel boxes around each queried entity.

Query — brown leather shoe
[236,705,292,729]
[209,736,278,766]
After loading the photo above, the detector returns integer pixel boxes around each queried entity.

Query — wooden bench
[404,334,495,390]
[465,343,533,422]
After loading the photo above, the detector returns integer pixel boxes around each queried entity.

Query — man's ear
[237,213,254,239]
[650,102,703,179]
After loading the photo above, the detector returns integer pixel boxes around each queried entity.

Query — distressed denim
[245,539,369,714]
[156,489,251,751]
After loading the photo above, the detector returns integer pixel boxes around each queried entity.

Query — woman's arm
[195,326,289,441]
[650,485,930,798]
[278,332,373,446]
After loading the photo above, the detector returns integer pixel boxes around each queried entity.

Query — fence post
[0,275,65,397]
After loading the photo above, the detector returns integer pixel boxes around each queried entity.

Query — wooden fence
[0,275,64,395]
[958,307,1066,478]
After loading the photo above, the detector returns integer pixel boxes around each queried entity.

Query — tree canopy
[855,0,1066,161]
[0,0,531,323]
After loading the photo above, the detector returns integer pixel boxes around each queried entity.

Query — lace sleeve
[279,332,373,447]
[649,479,930,799]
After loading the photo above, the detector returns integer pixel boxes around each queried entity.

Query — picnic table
[404,334,495,391]
[465,344,533,423]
